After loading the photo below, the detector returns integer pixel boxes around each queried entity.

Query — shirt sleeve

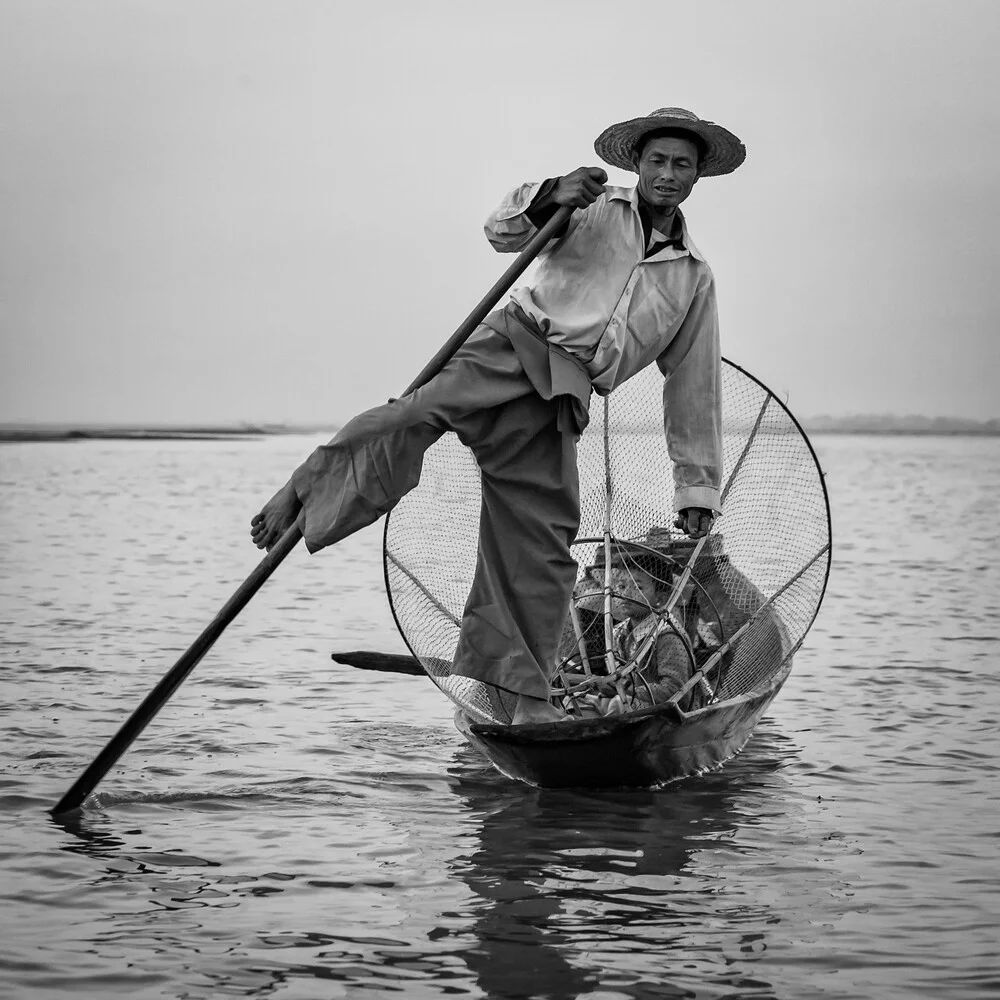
[655,272,724,514]
[522,178,557,224]
[483,180,576,252]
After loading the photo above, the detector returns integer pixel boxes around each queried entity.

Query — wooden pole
[51,205,574,817]
[601,397,617,674]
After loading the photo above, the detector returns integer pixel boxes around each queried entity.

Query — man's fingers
[685,515,705,538]
[566,180,603,202]
[572,166,607,183]
[554,167,607,209]
[673,507,715,538]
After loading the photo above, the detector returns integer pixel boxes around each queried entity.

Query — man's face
[632,136,700,213]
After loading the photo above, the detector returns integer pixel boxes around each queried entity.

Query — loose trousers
[291,322,589,700]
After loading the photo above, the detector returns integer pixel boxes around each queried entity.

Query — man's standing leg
[451,392,581,722]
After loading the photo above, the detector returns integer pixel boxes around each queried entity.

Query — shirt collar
[606,185,706,263]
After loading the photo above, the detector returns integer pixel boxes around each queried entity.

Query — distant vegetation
[2,415,998,442]
[802,415,1000,435]
[0,423,338,442]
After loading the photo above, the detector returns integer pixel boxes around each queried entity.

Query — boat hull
[456,660,792,789]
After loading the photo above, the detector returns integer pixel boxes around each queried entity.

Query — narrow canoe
[454,659,793,789]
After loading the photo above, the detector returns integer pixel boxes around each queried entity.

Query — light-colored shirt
[484,183,723,514]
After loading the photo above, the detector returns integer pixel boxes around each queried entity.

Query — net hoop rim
[717,354,834,641]
[382,355,833,695]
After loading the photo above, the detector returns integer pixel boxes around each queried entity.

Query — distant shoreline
[1,421,997,443]
[0,426,339,443]
[806,427,1000,437]
[803,418,999,436]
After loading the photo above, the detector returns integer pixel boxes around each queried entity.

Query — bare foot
[250,481,302,551]
[511,694,567,725]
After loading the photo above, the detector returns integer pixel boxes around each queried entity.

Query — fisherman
[250,107,745,725]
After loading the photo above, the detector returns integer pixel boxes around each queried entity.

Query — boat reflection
[445,721,800,999]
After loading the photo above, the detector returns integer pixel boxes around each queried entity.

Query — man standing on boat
[250,107,745,725]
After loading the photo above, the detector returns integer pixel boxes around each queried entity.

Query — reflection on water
[448,728,801,1000]
[44,725,805,1000]
[2,434,999,999]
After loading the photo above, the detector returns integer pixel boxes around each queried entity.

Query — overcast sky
[1,0,997,425]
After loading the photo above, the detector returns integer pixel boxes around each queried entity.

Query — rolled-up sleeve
[655,273,723,514]
[484,181,547,252]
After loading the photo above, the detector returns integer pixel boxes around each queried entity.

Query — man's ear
[630,150,640,171]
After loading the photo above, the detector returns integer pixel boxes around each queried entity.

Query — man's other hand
[553,167,608,209]
[675,507,715,539]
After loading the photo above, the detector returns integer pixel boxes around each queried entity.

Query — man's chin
[649,195,681,211]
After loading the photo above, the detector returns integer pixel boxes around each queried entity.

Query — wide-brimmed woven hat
[594,107,745,177]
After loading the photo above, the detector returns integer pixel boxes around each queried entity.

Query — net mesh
[384,359,831,724]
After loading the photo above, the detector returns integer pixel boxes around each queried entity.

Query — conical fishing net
[384,359,831,725]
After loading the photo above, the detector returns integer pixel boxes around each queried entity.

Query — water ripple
[1,435,998,998]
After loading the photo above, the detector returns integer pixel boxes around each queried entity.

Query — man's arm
[483,167,607,253]
[655,273,724,528]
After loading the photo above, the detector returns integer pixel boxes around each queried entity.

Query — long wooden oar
[51,205,573,816]
[332,650,425,675]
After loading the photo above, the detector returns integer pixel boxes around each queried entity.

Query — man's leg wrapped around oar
[251,315,592,721]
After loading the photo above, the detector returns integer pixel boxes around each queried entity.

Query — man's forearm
[659,278,724,514]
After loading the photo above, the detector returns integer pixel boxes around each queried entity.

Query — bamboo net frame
[383,358,832,725]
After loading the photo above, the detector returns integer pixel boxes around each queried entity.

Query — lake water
[1,433,998,999]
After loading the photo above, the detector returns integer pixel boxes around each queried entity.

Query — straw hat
[594,107,746,177]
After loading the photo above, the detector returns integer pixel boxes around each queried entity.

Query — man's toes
[251,517,273,547]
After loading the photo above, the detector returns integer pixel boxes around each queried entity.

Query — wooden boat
[332,636,796,789]
[455,659,793,789]
[363,359,831,789]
